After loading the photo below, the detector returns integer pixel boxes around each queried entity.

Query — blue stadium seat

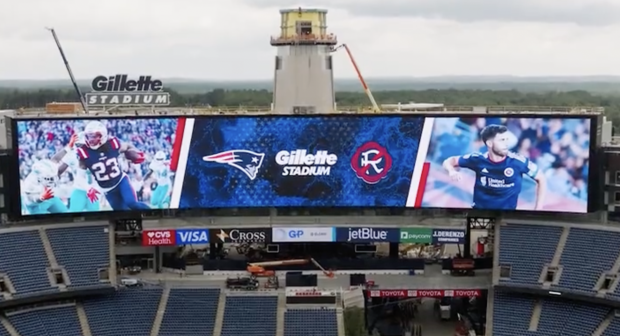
[221,296,278,336]
[8,305,83,336]
[83,287,162,336]
[0,323,9,336]
[602,317,620,336]
[498,224,562,286]
[0,230,55,295]
[284,309,338,336]
[554,228,620,293]
[493,290,609,336]
[47,226,110,287]
[492,291,534,336]
[159,288,221,336]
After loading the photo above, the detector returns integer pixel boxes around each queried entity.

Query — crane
[331,44,381,113]
[247,258,334,278]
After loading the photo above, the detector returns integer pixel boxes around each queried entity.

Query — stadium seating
[221,295,278,336]
[8,305,83,336]
[83,287,162,336]
[554,228,620,293]
[284,308,338,336]
[498,224,562,286]
[493,291,609,336]
[0,324,9,336]
[47,225,110,287]
[602,317,620,336]
[0,230,55,295]
[159,288,221,336]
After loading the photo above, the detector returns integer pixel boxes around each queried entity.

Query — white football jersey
[63,150,94,191]
[149,160,171,186]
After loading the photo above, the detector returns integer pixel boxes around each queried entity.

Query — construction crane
[247,258,334,278]
[331,44,381,113]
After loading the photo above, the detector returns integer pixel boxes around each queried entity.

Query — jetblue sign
[272,227,335,242]
[336,228,400,243]
[175,229,210,245]
[431,229,465,244]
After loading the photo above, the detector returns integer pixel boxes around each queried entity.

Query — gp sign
[432,229,466,244]
[272,227,335,242]
[176,229,210,245]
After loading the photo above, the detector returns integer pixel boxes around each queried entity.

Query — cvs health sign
[142,230,176,246]
[176,229,210,245]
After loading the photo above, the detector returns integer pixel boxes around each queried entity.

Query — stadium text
[85,93,170,106]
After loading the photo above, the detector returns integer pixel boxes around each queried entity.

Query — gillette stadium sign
[85,74,170,106]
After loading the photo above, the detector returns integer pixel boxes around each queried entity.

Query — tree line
[1,87,619,124]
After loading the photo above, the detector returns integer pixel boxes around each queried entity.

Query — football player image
[21,134,79,214]
[442,124,547,210]
[76,121,152,211]
[62,132,101,212]
[144,150,174,209]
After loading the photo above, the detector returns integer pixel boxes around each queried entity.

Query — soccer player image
[144,150,174,209]
[21,133,78,214]
[76,121,152,211]
[422,117,590,212]
[441,124,546,210]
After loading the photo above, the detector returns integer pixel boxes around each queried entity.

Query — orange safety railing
[271,34,337,44]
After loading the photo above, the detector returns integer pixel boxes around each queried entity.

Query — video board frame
[7,113,600,219]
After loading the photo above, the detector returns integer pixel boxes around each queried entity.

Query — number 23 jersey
[76,137,125,191]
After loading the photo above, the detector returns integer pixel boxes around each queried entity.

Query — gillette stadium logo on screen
[85,74,170,106]
[275,150,338,176]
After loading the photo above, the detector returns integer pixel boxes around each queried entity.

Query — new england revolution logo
[350,142,392,184]
[203,150,265,180]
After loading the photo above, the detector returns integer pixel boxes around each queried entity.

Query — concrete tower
[271,8,337,114]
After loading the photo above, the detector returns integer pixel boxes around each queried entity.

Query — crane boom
[45,27,88,113]
[247,258,334,278]
[335,44,380,113]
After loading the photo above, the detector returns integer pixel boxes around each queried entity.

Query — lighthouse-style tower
[271,8,337,114]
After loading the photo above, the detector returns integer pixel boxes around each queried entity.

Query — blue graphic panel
[179,116,424,208]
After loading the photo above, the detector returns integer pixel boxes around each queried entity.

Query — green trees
[1,87,619,124]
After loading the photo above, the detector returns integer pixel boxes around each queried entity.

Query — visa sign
[142,230,176,246]
[176,229,210,245]
[336,228,400,243]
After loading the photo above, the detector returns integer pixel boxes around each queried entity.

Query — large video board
[13,115,593,215]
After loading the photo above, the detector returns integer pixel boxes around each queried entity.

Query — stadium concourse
[0,220,617,335]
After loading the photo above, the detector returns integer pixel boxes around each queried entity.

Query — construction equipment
[226,276,259,290]
[331,44,381,113]
[247,258,334,278]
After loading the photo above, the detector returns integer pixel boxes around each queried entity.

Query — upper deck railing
[9,105,604,118]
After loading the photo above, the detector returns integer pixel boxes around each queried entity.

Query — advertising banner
[336,227,400,243]
[14,115,592,216]
[209,228,271,244]
[432,229,466,244]
[175,228,209,244]
[142,229,176,246]
[400,228,432,243]
[272,227,335,242]
[367,289,482,298]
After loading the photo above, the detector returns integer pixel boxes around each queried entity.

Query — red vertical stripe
[414,162,431,208]
[170,118,186,172]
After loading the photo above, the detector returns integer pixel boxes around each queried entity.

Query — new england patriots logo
[202,150,265,180]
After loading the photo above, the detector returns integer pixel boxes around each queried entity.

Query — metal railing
[11,105,604,117]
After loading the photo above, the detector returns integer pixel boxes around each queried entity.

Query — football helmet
[84,121,108,149]
[32,159,58,188]
[154,151,166,161]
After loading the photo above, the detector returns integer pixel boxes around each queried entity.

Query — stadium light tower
[270,8,337,114]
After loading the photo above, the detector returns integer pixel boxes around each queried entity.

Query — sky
[2,0,620,80]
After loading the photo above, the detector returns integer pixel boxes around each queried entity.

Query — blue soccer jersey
[457,152,539,210]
